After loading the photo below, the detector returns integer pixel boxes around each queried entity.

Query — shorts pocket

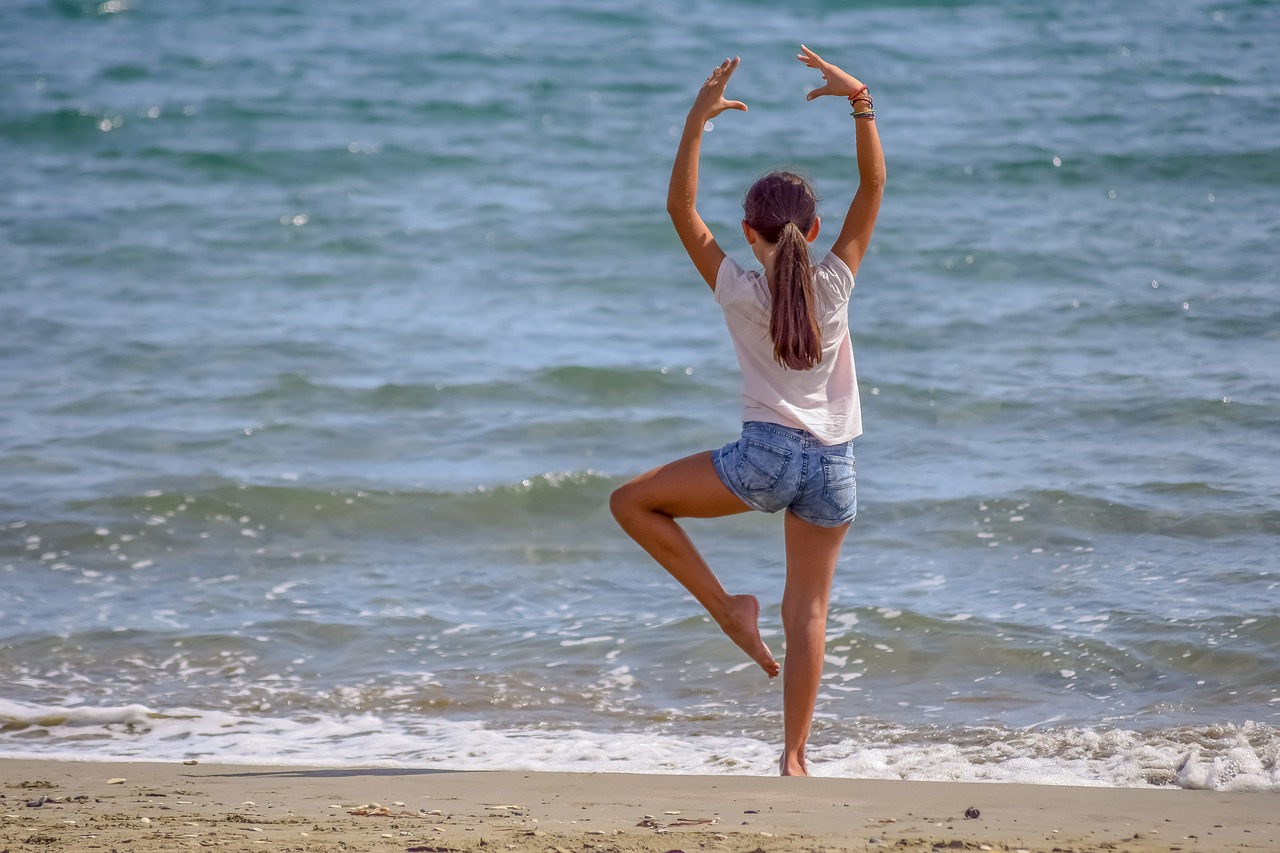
[734,439,792,492]
[820,455,857,515]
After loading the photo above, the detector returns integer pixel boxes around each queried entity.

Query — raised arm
[798,45,885,276]
[667,57,748,290]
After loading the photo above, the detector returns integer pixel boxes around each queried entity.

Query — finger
[724,100,748,112]
[709,56,739,86]
[798,44,825,65]
[805,84,832,102]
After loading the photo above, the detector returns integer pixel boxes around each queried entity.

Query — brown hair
[742,171,821,370]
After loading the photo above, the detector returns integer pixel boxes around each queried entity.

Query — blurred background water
[1,0,1278,789]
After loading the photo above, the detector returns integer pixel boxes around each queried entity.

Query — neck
[751,242,776,275]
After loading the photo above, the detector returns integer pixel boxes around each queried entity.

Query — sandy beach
[0,759,1275,853]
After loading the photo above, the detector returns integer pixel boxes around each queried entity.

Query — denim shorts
[711,421,857,527]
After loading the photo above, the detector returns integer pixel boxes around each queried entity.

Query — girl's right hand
[797,45,866,100]
[689,57,748,123]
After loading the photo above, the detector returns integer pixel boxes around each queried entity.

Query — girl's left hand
[689,57,748,122]
[797,45,866,100]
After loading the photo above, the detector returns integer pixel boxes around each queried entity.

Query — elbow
[867,166,887,193]
[858,174,886,198]
[666,195,689,220]
[667,203,696,231]
[858,162,886,191]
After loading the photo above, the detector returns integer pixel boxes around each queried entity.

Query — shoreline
[2,758,1277,852]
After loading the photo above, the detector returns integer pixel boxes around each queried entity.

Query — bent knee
[610,479,666,527]
[609,482,638,523]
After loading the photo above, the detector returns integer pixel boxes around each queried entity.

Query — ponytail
[742,171,822,371]
[768,222,821,370]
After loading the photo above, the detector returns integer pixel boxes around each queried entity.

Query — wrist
[682,114,708,137]
[847,87,874,117]
[685,110,710,128]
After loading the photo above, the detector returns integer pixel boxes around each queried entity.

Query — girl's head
[742,171,822,371]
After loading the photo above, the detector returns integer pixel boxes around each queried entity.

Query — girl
[609,46,884,777]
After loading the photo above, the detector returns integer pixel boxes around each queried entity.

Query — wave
[5,472,1276,573]
[819,604,1280,697]
[868,487,1280,542]
[37,364,720,424]
[812,720,1280,791]
[0,470,618,555]
[4,596,1274,740]
[0,107,109,144]
[1,698,1275,791]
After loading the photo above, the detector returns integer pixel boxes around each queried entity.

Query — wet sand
[1,758,1276,852]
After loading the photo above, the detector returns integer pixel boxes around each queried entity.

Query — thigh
[782,510,849,607]
[617,451,753,519]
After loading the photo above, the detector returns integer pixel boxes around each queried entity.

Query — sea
[2,0,1278,792]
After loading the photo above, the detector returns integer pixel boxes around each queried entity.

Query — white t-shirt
[714,251,861,445]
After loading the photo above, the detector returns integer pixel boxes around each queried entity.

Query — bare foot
[717,594,779,678]
[779,751,808,776]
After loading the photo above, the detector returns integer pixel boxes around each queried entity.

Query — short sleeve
[714,256,750,306]
[815,251,856,304]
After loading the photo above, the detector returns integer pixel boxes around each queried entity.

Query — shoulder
[814,251,856,301]
[714,255,765,306]
[815,251,854,284]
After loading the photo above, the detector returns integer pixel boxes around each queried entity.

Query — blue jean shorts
[711,421,857,527]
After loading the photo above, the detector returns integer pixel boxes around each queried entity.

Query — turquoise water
[2,0,1278,788]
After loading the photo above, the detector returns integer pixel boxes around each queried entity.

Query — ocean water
[2,0,1278,791]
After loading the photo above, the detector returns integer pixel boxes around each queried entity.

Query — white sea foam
[2,698,1275,791]
[0,698,154,728]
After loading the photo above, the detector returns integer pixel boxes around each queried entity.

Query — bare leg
[779,510,849,776]
[610,451,779,678]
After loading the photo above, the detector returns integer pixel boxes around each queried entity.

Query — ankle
[710,593,744,624]
[779,750,807,776]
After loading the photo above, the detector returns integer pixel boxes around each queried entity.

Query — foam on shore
[3,698,1276,792]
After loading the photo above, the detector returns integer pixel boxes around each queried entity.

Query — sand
[0,759,1276,852]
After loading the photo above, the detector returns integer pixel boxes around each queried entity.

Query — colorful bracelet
[848,88,874,116]
[852,109,876,120]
